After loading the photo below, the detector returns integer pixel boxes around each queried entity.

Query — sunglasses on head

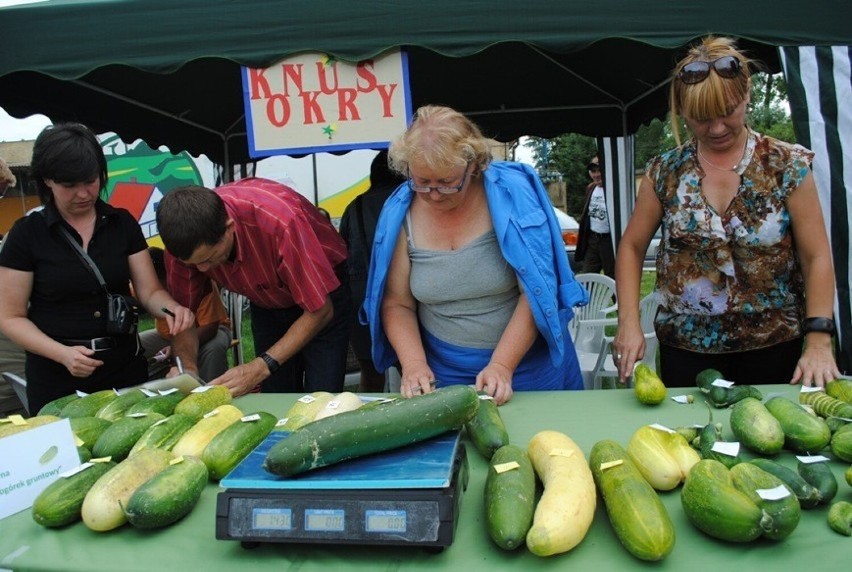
[677,55,743,85]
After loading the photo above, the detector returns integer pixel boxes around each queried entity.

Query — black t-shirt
[0,199,148,339]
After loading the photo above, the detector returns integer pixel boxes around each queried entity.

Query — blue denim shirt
[360,161,588,371]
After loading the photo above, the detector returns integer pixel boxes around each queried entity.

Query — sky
[0,108,51,142]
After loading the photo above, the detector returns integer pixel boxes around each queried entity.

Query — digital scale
[215,430,469,550]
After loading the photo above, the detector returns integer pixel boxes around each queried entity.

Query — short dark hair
[156,186,228,260]
[30,123,108,204]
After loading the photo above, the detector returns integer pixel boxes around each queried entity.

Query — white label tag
[326,400,341,410]
[298,395,316,404]
[112,388,121,396]
[203,409,219,418]
[796,454,831,464]
[59,462,95,479]
[671,394,693,404]
[477,394,495,401]
[549,448,575,458]
[126,412,148,418]
[649,423,675,433]
[152,418,169,427]
[140,388,158,397]
[90,456,112,463]
[493,461,519,473]
[241,414,261,422]
[800,385,823,393]
[191,385,212,393]
[757,485,791,500]
[7,414,27,426]
[276,418,289,427]
[75,390,90,397]
[169,456,185,465]
[711,441,740,457]
[158,388,179,395]
[711,379,735,388]
[600,460,623,470]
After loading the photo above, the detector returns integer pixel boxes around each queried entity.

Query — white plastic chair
[2,371,28,415]
[589,292,660,389]
[569,273,618,389]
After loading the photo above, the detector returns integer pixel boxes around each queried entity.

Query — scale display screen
[365,509,407,533]
[304,509,345,532]
[252,508,292,531]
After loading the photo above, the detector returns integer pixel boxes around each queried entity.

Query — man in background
[575,155,615,277]
[139,246,232,382]
[339,151,404,391]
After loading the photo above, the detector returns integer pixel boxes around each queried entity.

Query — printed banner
[242,49,411,157]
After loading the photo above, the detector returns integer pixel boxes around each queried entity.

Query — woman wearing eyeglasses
[612,36,839,388]
[362,105,588,404]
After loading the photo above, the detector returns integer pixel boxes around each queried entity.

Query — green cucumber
[125,392,185,417]
[59,390,119,418]
[174,386,232,422]
[749,458,820,509]
[264,385,479,476]
[92,413,166,461]
[799,390,852,419]
[797,460,837,505]
[37,393,80,417]
[31,461,117,527]
[96,389,149,422]
[69,416,113,449]
[826,417,850,433]
[77,446,92,463]
[681,459,764,542]
[729,397,784,455]
[465,395,509,460]
[124,455,209,529]
[695,368,724,393]
[698,422,741,468]
[129,414,195,456]
[764,396,832,454]
[202,411,278,480]
[729,462,800,541]
[484,444,535,550]
[827,501,852,536]
[590,440,675,561]
[825,379,852,403]
[830,423,852,462]
[708,384,763,408]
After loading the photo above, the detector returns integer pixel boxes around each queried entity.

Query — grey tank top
[406,217,519,349]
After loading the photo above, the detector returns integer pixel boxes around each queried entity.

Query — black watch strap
[260,352,280,374]
[802,317,836,335]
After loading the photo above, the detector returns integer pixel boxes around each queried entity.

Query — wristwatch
[802,317,836,335]
[259,352,281,374]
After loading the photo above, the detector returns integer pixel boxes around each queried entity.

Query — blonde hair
[670,36,752,145]
[388,105,492,178]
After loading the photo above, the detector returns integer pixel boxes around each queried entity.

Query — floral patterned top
[647,129,814,353]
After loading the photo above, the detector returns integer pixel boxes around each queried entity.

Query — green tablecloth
[1,385,849,571]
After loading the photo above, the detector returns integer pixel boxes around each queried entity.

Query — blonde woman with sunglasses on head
[362,106,588,404]
[613,36,838,389]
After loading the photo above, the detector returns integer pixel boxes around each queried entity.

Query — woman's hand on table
[612,321,647,384]
[400,361,436,398]
[790,336,840,388]
[476,362,513,405]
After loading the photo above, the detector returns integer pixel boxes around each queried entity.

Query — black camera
[105,293,139,335]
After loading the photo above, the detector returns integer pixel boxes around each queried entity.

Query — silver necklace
[697,133,748,172]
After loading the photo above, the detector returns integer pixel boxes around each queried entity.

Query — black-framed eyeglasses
[408,163,470,195]
[677,55,743,85]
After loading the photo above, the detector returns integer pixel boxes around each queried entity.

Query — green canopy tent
[1,0,851,370]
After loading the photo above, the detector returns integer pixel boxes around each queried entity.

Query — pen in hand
[161,307,176,318]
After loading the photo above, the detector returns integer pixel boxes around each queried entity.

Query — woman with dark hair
[0,123,194,413]
[613,37,838,388]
